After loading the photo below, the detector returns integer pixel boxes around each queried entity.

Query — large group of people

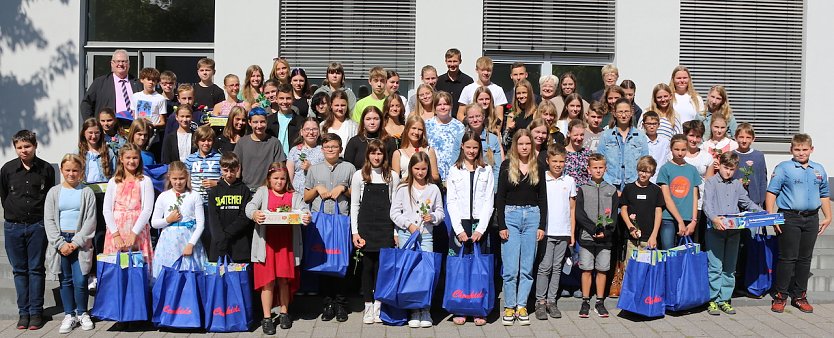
[0,47,829,335]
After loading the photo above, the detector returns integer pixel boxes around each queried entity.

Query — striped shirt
[184,150,222,205]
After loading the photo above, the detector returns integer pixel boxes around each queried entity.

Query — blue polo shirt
[767,159,830,211]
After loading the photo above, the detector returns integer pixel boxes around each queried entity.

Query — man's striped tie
[120,79,131,110]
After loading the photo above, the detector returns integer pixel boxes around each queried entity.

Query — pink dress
[103,180,154,268]
[215,100,246,117]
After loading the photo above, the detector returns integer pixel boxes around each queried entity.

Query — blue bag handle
[318,199,340,215]
[171,255,200,271]
[120,248,137,269]
[402,230,422,251]
[456,239,482,257]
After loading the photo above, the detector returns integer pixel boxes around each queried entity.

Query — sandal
[474,317,486,326]
[453,316,466,325]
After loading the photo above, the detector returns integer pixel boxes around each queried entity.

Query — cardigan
[245,186,307,265]
[102,177,155,235]
[43,184,97,276]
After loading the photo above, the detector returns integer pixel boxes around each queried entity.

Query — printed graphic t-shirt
[656,161,702,221]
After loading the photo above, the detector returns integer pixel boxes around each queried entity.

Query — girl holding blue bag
[390,151,445,328]
[150,161,208,281]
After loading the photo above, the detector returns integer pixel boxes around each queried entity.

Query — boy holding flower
[619,156,665,266]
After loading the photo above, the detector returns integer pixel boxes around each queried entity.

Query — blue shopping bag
[379,303,408,326]
[745,228,778,297]
[665,236,710,312]
[203,257,253,332]
[152,256,204,328]
[617,249,666,318]
[303,201,351,277]
[442,242,494,317]
[144,164,169,192]
[376,231,443,309]
[92,250,151,322]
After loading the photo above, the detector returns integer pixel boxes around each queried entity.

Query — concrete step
[0,278,62,320]
[808,268,834,292]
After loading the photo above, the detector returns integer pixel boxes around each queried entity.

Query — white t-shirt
[647,136,670,183]
[673,93,704,124]
[683,149,713,210]
[322,119,358,157]
[458,82,508,106]
[130,91,167,124]
[177,131,192,163]
[545,172,576,237]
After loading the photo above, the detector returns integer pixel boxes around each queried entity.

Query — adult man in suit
[80,49,142,118]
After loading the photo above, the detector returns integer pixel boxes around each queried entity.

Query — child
[733,123,767,206]
[312,62,357,111]
[457,56,507,121]
[164,84,201,137]
[352,66,387,122]
[582,102,605,152]
[320,90,359,157]
[599,98,649,190]
[463,103,503,188]
[127,118,156,165]
[383,95,406,147]
[214,106,247,154]
[78,118,116,184]
[130,67,167,139]
[161,105,196,164]
[642,111,670,183]
[207,152,254,263]
[535,100,566,146]
[310,91,330,123]
[265,82,305,158]
[150,161,208,280]
[240,65,264,109]
[555,93,584,140]
[620,156,665,257]
[620,80,643,126]
[767,134,832,313]
[0,130,56,330]
[534,143,576,321]
[701,85,738,141]
[564,119,592,187]
[392,115,440,181]
[703,151,762,315]
[304,133,356,322]
[600,85,626,128]
[185,125,222,252]
[682,120,715,243]
[234,107,287,191]
[446,130,495,326]
[529,118,551,165]
[247,162,311,332]
[159,71,178,116]
[495,129,547,326]
[350,140,400,325]
[413,84,436,120]
[390,151,445,328]
[290,68,311,116]
[505,79,538,136]
[656,135,702,249]
[575,153,618,318]
[44,154,96,333]
[287,118,324,194]
[344,106,398,169]
[645,83,682,141]
[213,74,246,117]
[269,57,291,85]
[407,65,438,115]
[98,108,126,155]
[193,58,225,108]
[701,115,739,161]
[426,91,466,181]
[102,143,155,273]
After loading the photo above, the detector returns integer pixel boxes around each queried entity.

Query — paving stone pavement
[3,302,833,337]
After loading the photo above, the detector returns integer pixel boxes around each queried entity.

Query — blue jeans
[58,232,88,315]
[4,221,47,316]
[705,228,740,303]
[501,205,540,308]
[397,229,433,252]
[659,219,678,250]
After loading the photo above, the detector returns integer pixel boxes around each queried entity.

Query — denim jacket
[600,126,649,189]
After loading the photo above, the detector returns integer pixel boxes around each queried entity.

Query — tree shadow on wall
[0,0,76,157]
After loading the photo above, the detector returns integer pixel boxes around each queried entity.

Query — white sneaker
[373,301,382,323]
[408,310,421,328]
[79,313,94,331]
[419,309,432,328]
[88,277,97,291]
[58,314,77,334]
[362,302,374,324]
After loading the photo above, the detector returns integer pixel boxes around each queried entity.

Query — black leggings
[773,212,819,297]
[361,252,380,303]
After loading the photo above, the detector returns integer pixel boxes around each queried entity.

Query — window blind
[680,0,804,142]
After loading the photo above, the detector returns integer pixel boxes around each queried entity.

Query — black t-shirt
[193,83,225,108]
[620,182,665,241]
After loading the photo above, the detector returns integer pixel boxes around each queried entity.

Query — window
[87,0,214,42]
[278,0,417,84]
[680,0,804,142]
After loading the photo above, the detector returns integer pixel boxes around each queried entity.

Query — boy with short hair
[767,134,832,314]
[352,67,387,122]
[703,151,762,315]
[407,65,439,114]
[131,67,167,132]
[304,133,356,322]
[435,48,474,113]
[159,70,178,116]
[457,56,508,120]
[620,156,665,258]
[161,106,196,164]
[642,111,670,183]
[164,84,205,136]
[206,152,253,262]
[0,130,56,330]
[185,125,221,205]
[234,108,287,191]
[582,102,606,152]
[733,123,767,206]
[265,83,305,158]
[534,144,576,320]
[575,153,618,318]
[192,58,225,108]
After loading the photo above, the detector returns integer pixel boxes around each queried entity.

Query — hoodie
[206,178,254,262]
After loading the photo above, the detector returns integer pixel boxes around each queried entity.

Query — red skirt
[253,226,298,291]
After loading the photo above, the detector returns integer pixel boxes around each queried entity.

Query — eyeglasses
[323,145,340,150]
[111,60,129,64]
[643,122,659,126]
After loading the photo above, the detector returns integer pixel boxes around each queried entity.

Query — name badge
[637,194,647,200]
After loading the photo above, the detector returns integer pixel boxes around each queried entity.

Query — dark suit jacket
[266,111,305,149]
[160,131,196,164]
[80,73,142,117]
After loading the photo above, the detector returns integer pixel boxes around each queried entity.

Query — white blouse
[150,189,205,245]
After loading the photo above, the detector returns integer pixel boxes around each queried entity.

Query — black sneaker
[594,301,609,318]
[321,303,336,321]
[579,301,590,318]
[547,302,562,318]
[16,314,29,330]
[534,302,548,320]
[261,318,276,335]
[278,313,292,329]
[335,304,349,322]
[28,314,44,330]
